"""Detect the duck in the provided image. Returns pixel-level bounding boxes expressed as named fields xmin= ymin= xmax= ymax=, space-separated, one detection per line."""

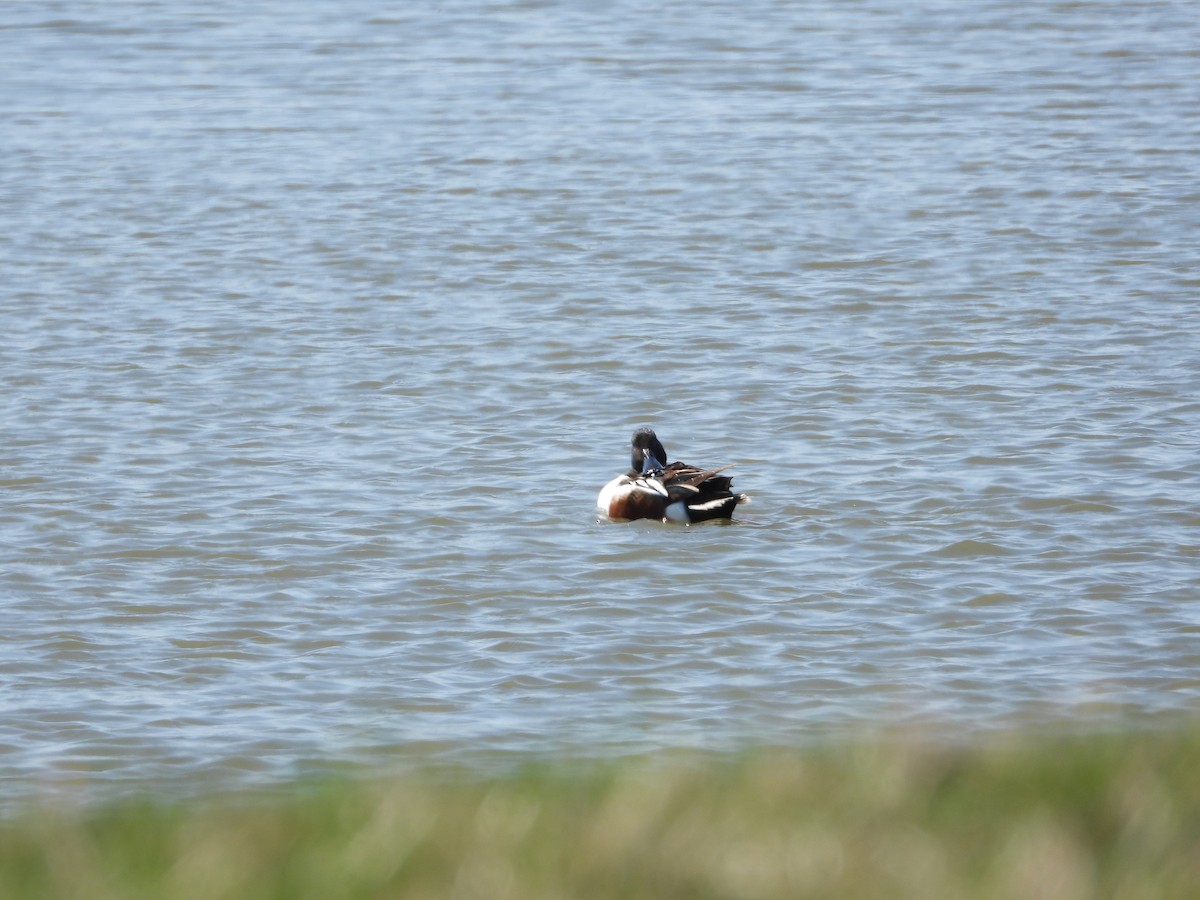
xmin=596 ymin=428 xmax=748 ymax=523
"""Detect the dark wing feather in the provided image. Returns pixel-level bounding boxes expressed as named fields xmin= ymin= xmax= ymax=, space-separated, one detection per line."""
xmin=659 ymin=461 xmax=738 ymax=512
xmin=616 ymin=457 xmax=746 ymax=522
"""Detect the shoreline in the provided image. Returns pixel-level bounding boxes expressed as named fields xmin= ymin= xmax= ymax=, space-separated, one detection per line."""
xmin=4 ymin=725 xmax=1197 ymax=898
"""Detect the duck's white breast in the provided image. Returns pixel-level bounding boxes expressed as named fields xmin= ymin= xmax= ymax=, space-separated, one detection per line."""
xmin=596 ymin=475 xmax=627 ymax=513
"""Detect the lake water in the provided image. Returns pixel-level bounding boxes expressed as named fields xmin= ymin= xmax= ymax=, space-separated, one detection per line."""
xmin=2 ymin=0 xmax=1199 ymax=807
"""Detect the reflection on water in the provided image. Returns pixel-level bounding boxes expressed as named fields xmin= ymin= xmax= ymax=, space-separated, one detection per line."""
xmin=2 ymin=0 xmax=1199 ymax=805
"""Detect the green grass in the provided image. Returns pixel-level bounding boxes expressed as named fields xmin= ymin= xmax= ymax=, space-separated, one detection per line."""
xmin=2 ymin=729 xmax=1199 ymax=899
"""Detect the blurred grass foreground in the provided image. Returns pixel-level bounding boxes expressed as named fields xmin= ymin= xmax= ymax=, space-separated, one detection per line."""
xmin=2 ymin=729 xmax=1198 ymax=899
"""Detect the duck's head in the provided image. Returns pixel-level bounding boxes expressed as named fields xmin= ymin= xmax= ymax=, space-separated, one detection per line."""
xmin=630 ymin=427 xmax=667 ymax=475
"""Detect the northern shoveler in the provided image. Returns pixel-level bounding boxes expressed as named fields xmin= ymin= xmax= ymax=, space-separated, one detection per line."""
xmin=596 ymin=428 xmax=748 ymax=523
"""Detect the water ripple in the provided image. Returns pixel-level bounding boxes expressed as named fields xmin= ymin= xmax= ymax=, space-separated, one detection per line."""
xmin=3 ymin=0 xmax=1200 ymax=807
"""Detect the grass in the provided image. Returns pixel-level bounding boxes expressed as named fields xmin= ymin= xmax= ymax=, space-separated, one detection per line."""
xmin=2 ymin=728 xmax=1198 ymax=899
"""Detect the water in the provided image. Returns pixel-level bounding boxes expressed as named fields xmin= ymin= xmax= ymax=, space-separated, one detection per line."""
xmin=2 ymin=0 xmax=1199 ymax=806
